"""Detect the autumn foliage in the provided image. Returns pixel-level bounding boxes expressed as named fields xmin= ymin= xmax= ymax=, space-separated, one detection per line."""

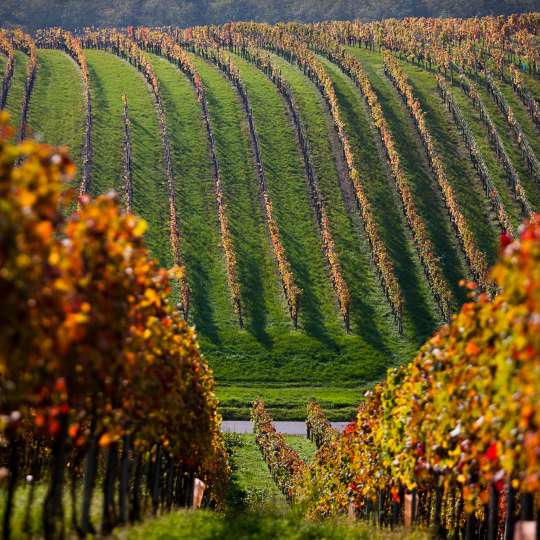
xmin=296 ymin=214 xmax=540 ymax=535
xmin=0 ymin=114 xmax=228 ymax=537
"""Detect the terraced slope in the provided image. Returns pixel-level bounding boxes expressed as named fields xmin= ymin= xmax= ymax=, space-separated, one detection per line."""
xmin=3 ymin=31 xmax=540 ymax=420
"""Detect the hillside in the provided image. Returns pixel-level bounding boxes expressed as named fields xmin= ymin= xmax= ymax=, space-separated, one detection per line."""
xmin=1 ymin=16 xmax=540 ymax=419
xmin=1 ymin=0 xmax=539 ymax=30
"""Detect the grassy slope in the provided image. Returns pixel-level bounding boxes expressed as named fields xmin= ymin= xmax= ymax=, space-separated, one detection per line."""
xmin=4 ymin=51 xmax=28 ymax=133
xmin=146 ymin=52 xmax=236 ymax=338
xmin=169 ymin=50 xmax=398 ymax=420
xmin=344 ymin=48 xmax=473 ymax=310
xmin=27 ymin=50 xmax=84 ymax=178
xmin=225 ymin=53 xmax=393 ymax=381
xmin=267 ymin=53 xmax=413 ymax=356
xmin=381 ymin=54 xmax=501 ymax=267
xmin=86 ymin=49 xmax=171 ymax=267
xmin=473 ymin=78 xmax=540 ymax=211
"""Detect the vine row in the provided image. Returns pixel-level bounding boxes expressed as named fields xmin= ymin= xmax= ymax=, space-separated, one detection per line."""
xmin=134 ymin=29 xmax=244 ymax=327
xmin=437 ymin=76 xmax=515 ymax=237
xmin=0 ymin=31 xmax=14 ymax=109
xmin=306 ymin=401 xmax=337 ymax=449
xmin=456 ymin=71 xmax=532 ymax=216
xmin=0 ymin=124 xmax=229 ymax=538
xmin=122 ymin=95 xmax=134 ymax=213
xmin=274 ymin=25 xmax=453 ymax=320
xmin=81 ymin=30 xmax=191 ymax=318
xmin=511 ymin=65 xmax=540 ymax=131
xmin=251 ymin=400 xmax=305 ymax=502
xmin=384 ymin=52 xmax=490 ymax=289
xmin=205 ymin=25 xmax=405 ymax=329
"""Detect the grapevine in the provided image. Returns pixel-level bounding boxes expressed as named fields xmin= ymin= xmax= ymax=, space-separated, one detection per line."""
xmin=295 ymin=213 xmax=540 ymax=538
xmin=438 ymin=75 xmax=516 ymax=237
xmin=0 ymin=30 xmax=14 ymax=109
xmin=121 ymin=94 xmax=133 ymax=213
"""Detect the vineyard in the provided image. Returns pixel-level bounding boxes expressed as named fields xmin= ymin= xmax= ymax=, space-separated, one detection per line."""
xmin=1 ymin=10 xmax=540 ymax=540
xmin=1 ymin=16 xmax=538 ymax=419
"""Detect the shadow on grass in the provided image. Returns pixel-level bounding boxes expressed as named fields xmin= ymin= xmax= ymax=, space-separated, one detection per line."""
xmin=189 ymin=259 xmax=222 ymax=345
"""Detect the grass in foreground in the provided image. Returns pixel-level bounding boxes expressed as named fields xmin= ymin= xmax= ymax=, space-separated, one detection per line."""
xmin=120 ymin=508 xmax=430 ymax=540
xmin=121 ymin=433 xmax=428 ymax=540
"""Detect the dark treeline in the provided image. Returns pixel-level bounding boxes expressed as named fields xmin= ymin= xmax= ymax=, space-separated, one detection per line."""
xmin=0 ymin=0 xmax=539 ymax=30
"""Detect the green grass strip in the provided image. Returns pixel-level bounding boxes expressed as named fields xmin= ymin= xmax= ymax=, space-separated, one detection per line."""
xmin=27 ymin=50 xmax=84 ymax=175
xmin=86 ymin=49 xmax=171 ymax=267
xmin=4 ymin=51 xmax=28 ymax=132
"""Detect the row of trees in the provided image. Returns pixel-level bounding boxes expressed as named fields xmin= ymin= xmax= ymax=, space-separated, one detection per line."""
xmin=294 ymin=213 xmax=540 ymax=539
xmin=0 ymin=114 xmax=229 ymax=539
xmin=383 ymin=52 xmax=491 ymax=290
